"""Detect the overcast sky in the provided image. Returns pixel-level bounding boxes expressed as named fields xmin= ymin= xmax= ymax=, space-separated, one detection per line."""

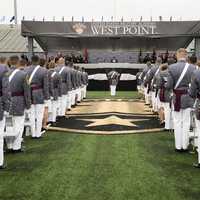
xmin=1 ymin=0 xmax=200 ymax=22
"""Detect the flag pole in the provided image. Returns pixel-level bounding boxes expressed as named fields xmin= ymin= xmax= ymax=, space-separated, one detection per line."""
xmin=14 ymin=0 xmax=18 ymax=24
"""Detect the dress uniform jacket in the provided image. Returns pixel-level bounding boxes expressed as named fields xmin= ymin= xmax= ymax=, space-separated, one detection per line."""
xmin=70 ymin=68 xmax=77 ymax=90
xmin=156 ymin=70 xmax=171 ymax=103
xmin=189 ymin=69 xmax=200 ymax=120
xmin=48 ymin=69 xmax=61 ymax=101
xmin=8 ymin=67 xmax=31 ymax=116
xmin=25 ymin=65 xmax=49 ymax=105
xmin=140 ymin=65 xmax=151 ymax=83
xmin=145 ymin=65 xmax=159 ymax=91
xmin=107 ymin=71 xmax=120 ymax=86
xmin=166 ymin=60 xmax=196 ymax=111
xmin=55 ymin=65 xmax=70 ymax=95
xmin=0 ymin=64 xmax=9 ymax=120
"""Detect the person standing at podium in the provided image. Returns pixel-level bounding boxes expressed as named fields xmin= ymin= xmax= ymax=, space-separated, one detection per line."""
xmin=107 ymin=70 xmax=120 ymax=96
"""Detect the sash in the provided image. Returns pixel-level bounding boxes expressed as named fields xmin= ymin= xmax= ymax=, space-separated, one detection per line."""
xmin=174 ymin=63 xmax=189 ymax=89
xmin=9 ymin=69 xmax=20 ymax=82
xmin=143 ymin=69 xmax=151 ymax=81
xmin=29 ymin=65 xmax=40 ymax=84
xmin=59 ymin=66 xmax=65 ymax=75
xmin=51 ymin=71 xmax=57 ymax=78
xmin=151 ymin=68 xmax=160 ymax=86
xmin=111 ymin=71 xmax=116 ymax=79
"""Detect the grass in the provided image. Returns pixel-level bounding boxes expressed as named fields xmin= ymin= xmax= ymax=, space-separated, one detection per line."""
xmin=86 ymin=91 xmax=142 ymax=99
xmin=0 ymin=131 xmax=200 ymax=200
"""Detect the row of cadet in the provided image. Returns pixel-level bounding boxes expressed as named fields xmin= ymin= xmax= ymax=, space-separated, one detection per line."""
xmin=137 ymin=49 xmax=200 ymax=168
xmin=0 ymin=55 xmax=88 ymax=169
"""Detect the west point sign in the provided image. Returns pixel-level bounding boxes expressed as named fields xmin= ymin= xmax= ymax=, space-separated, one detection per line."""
xmin=72 ymin=22 xmax=157 ymax=36
xmin=21 ymin=20 xmax=200 ymax=51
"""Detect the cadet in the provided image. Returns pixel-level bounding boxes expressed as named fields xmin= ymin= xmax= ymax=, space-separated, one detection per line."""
xmin=65 ymin=61 xmax=73 ymax=110
xmin=145 ymin=58 xmax=162 ymax=112
xmin=5 ymin=56 xmax=31 ymax=152
xmin=48 ymin=61 xmax=62 ymax=124
xmin=25 ymin=55 xmax=49 ymax=139
xmin=189 ymin=60 xmax=200 ymax=168
xmin=166 ymin=48 xmax=195 ymax=152
xmin=140 ymin=61 xmax=152 ymax=105
xmin=107 ymin=69 xmax=120 ymax=96
xmin=55 ymin=57 xmax=70 ymax=117
xmin=77 ymin=67 xmax=83 ymax=102
xmin=70 ymin=65 xmax=78 ymax=107
xmin=82 ymin=68 xmax=88 ymax=99
xmin=156 ymin=63 xmax=173 ymax=129
xmin=0 ymin=57 xmax=9 ymax=169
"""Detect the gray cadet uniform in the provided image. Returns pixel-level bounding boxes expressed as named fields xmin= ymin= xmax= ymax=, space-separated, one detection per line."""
xmin=81 ymin=71 xmax=88 ymax=99
xmin=5 ymin=66 xmax=31 ymax=151
xmin=145 ymin=64 xmax=160 ymax=112
xmin=189 ymin=69 xmax=200 ymax=164
xmin=70 ymin=68 xmax=78 ymax=106
xmin=48 ymin=69 xmax=62 ymax=123
xmin=166 ymin=60 xmax=195 ymax=150
xmin=107 ymin=70 xmax=120 ymax=96
xmin=0 ymin=64 xmax=9 ymax=166
xmin=140 ymin=64 xmax=152 ymax=104
xmin=156 ymin=69 xmax=173 ymax=130
xmin=55 ymin=64 xmax=71 ymax=116
xmin=25 ymin=65 xmax=49 ymax=138
xmin=77 ymin=70 xmax=83 ymax=102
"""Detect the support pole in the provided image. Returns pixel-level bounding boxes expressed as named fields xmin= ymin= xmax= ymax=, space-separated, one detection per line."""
xmin=28 ymin=37 xmax=34 ymax=59
xmin=14 ymin=0 xmax=18 ymax=25
xmin=195 ymin=37 xmax=200 ymax=58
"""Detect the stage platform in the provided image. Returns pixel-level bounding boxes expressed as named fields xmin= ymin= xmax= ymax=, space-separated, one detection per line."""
xmin=78 ymin=63 xmax=146 ymax=69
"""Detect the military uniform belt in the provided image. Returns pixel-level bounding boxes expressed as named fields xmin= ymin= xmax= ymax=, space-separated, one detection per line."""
xmin=173 ymin=89 xmax=188 ymax=112
xmin=31 ymin=85 xmax=42 ymax=91
xmin=11 ymin=92 xmax=24 ymax=97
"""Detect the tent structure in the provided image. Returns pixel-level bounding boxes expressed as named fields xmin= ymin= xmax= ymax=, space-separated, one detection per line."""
xmin=21 ymin=20 xmax=200 ymax=55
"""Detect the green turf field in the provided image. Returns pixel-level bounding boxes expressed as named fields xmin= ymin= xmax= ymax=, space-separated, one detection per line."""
xmin=1 ymin=131 xmax=200 ymax=200
xmin=87 ymin=91 xmax=142 ymax=99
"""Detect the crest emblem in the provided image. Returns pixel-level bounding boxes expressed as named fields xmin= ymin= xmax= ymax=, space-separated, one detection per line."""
xmin=72 ymin=23 xmax=86 ymax=34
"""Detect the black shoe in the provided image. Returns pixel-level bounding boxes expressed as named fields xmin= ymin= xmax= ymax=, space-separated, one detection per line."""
xmin=175 ymin=149 xmax=188 ymax=153
xmin=12 ymin=149 xmax=25 ymax=153
xmin=181 ymin=149 xmax=189 ymax=153
xmin=41 ymin=127 xmax=47 ymax=132
xmin=5 ymin=149 xmax=13 ymax=153
xmin=193 ymin=163 xmax=200 ymax=168
xmin=175 ymin=149 xmax=183 ymax=153
xmin=0 ymin=165 xmax=6 ymax=170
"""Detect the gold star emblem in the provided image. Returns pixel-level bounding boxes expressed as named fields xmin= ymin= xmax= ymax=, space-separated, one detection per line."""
xmin=80 ymin=115 xmax=149 ymax=127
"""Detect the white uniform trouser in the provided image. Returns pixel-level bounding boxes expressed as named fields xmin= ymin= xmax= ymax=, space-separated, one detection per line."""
xmin=81 ymin=87 xmax=84 ymax=100
xmin=60 ymin=95 xmax=67 ymax=116
xmin=29 ymin=104 xmax=45 ymax=138
xmin=0 ymin=118 xmax=5 ymax=166
xmin=71 ymin=90 xmax=76 ymax=106
xmin=77 ymin=88 xmax=82 ymax=102
xmin=195 ymin=118 xmax=200 ymax=163
xmin=48 ymin=100 xmax=58 ymax=122
xmin=83 ymin=85 xmax=87 ymax=98
xmin=110 ymin=85 xmax=116 ymax=96
xmin=163 ymin=102 xmax=173 ymax=130
xmin=151 ymin=92 xmax=156 ymax=111
xmin=67 ymin=91 xmax=72 ymax=110
xmin=6 ymin=115 xmax=25 ymax=150
xmin=144 ymin=87 xmax=150 ymax=104
xmin=57 ymin=97 xmax=62 ymax=116
xmin=173 ymin=108 xmax=191 ymax=150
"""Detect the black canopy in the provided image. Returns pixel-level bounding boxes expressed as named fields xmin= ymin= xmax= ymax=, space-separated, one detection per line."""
xmin=21 ymin=21 xmax=200 ymax=52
